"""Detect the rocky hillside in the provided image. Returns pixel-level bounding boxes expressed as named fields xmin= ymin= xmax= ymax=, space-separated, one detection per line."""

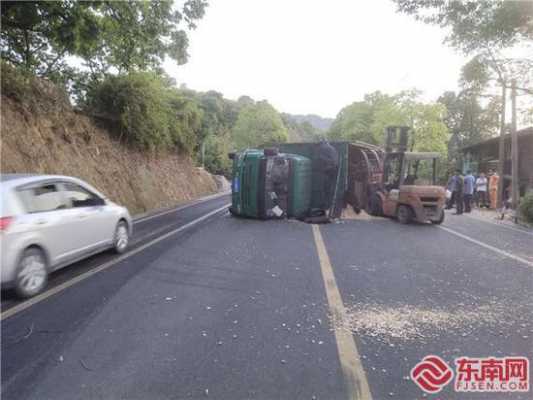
xmin=1 ymin=77 xmax=219 ymax=215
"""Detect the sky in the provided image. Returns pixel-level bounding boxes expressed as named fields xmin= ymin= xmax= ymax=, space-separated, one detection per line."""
xmin=164 ymin=0 xmax=470 ymax=118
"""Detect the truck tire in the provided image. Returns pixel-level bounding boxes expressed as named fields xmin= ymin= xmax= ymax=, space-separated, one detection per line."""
xmin=397 ymin=204 xmax=413 ymax=224
xmin=367 ymin=194 xmax=382 ymax=216
xmin=431 ymin=209 xmax=445 ymax=225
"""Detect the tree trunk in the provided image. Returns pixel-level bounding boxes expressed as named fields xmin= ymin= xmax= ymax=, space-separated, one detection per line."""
xmin=511 ymin=80 xmax=519 ymax=210
xmin=496 ymin=84 xmax=506 ymax=209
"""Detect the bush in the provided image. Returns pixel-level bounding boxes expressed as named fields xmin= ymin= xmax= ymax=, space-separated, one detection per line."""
xmin=1 ymin=62 xmax=70 ymax=112
xmin=203 ymin=134 xmax=233 ymax=177
xmin=86 ymin=72 xmax=202 ymax=152
xmin=166 ymin=89 xmax=203 ymax=154
xmin=519 ymin=192 xmax=533 ymax=223
xmin=1 ymin=62 xmax=31 ymax=101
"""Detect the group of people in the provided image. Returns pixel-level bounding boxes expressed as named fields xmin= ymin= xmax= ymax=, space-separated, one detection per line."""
xmin=446 ymin=169 xmax=500 ymax=215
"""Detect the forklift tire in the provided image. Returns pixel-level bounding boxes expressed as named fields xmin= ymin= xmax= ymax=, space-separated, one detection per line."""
xmin=367 ymin=194 xmax=383 ymax=217
xmin=431 ymin=209 xmax=445 ymax=225
xmin=397 ymin=205 xmax=413 ymax=224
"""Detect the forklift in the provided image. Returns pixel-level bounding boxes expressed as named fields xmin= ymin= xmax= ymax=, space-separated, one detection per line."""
xmin=367 ymin=126 xmax=446 ymax=224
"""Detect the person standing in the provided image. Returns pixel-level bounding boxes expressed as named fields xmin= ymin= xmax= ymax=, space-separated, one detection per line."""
xmin=446 ymin=173 xmax=457 ymax=209
xmin=463 ymin=171 xmax=475 ymax=213
xmin=317 ymin=140 xmax=339 ymax=212
xmin=489 ymin=169 xmax=500 ymax=209
xmin=453 ymin=170 xmax=464 ymax=215
xmin=475 ymin=172 xmax=488 ymax=208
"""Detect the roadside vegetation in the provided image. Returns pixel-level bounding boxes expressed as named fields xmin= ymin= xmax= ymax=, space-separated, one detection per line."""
xmin=519 ymin=192 xmax=533 ymax=224
xmin=1 ymin=0 xmax=531 ymax=183
xmin=0 ymin=1 xmax=320 ymax=177
xmin=393 ymin=0 xmax=532 ymax=168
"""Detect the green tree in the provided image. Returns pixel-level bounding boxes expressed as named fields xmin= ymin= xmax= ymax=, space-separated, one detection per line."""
xmin=328 ymin=90 xmax=449 ymax=155
xmin=86 ymin=71 xmax=202 ymax=152
xmin=281 ymin=114 xmax=321 ymax=142
xmin=393 ymin=0 xmax=532 ymax=134
xmin=232 ymin=101 xmax=288 ymax=150
xmin=393 ymin=0 xmax=532 ymax=53
xmin=1 ymin=1 xmax=208 ymax=78
xmin=328 ymin=101 xmax=375 ymax=143
xmin=166 ymin=88 xmax=203 ymax=154
xmin=204 ymin=133 xmax=233 ymax=176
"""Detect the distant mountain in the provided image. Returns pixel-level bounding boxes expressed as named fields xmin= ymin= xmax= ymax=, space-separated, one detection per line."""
xmin=284 ymin=114 xmax=334 ymax=132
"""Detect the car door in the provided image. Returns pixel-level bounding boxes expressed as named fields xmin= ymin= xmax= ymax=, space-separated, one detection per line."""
xmin=59 ymin=181 xmax=116 ymax=252
xmin=16 ymin=181 xmax=80 ymax=267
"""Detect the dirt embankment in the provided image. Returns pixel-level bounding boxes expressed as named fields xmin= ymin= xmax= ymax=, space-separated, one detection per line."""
xmin=1 ymin=81 xmax=219 ymax=215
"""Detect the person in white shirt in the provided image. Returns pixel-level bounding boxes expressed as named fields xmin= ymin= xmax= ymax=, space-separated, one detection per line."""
xmin=475 ymin=172 xmax=488 ymax=208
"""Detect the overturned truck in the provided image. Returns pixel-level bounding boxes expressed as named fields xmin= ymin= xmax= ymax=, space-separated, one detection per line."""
xmin=228 ymin=149 xmax=312 ymax=219
xmin=229 ymin=141 xmax=380 ymax=221
xmin=229 ymin=127 xmax=445 ymax=224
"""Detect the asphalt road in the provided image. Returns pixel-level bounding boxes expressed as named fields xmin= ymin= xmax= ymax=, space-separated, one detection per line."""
xmin=2 ymin=203 xmax=532 ymax=400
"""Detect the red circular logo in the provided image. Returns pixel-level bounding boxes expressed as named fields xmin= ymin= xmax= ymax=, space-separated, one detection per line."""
xmin=411 ymin=355 xmax=454 ymax=393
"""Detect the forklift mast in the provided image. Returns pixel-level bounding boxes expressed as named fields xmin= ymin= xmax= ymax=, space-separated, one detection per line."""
xmin=385 ymin=126 xmax=410 ymax=154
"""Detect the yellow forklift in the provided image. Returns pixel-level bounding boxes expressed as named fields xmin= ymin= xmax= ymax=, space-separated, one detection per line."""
xmin=367 ymin=126 xmax=446 ymax=224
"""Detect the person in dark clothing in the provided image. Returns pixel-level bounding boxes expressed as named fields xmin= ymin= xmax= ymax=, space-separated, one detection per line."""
xmin=453 ymin=170 xmax=464 ymax=215
xmin=317 ymin=140 xmax=339 ymax=210
xmin=463 ymin=170 xmax=475 ymax=213
xmin=446 ymin=173 xmax=458 ymax=210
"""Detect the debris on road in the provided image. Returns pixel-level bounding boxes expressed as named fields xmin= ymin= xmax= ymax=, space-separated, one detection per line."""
xmin=79 ymin=358 xmax=94 ymax=372
xmin=336 ymin=302 xmax=509 ymax=342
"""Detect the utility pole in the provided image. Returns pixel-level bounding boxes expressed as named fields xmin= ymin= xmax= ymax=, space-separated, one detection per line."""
xmin=510 ymin=79 xmax=519 ymax=210
xmin=497 ymin=84 xmax=506 ymax=209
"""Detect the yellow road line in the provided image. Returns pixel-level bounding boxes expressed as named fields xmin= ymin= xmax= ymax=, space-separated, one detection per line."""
xmin=311 ymin=225 xmax=372 ymax=400
xmin=1 ymin=205 xmax=230 ymax=321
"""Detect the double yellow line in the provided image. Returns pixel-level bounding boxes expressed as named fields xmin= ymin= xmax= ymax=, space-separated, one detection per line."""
xmin=312 ymin=225 xmax=372 ymax=400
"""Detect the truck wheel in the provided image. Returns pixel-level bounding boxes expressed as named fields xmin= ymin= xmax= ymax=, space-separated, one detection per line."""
xmin=15 ymin=247 xmax=48 ymax=298
xmin=367 ymin=195 xmax=382 ymax=216
xmin=397 ymin=205 xmax=413 ymax=224
xmin=431 ymin=209 xmax=445 ymax=225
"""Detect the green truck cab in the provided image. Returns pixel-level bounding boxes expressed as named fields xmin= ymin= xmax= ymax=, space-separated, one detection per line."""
xmin=229 ymin=149 xmax=312 ymax=219
xmin=278 ymin=142 xmax=350 ymax=218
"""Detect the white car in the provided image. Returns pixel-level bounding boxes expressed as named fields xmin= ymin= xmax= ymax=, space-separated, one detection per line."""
xmin=1 ymin=174 xmax=132 ymax=298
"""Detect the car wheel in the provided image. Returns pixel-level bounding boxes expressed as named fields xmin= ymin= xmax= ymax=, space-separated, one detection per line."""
xmin=397 ymin=205 xmax=413 ymax=224
xmin=15 ymin=247 xmax=48 ymax=298
xmin=431 ymin=209 xmax=445 ymax=225
xmin=113 ymin=221 xmax=129 ymax=254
